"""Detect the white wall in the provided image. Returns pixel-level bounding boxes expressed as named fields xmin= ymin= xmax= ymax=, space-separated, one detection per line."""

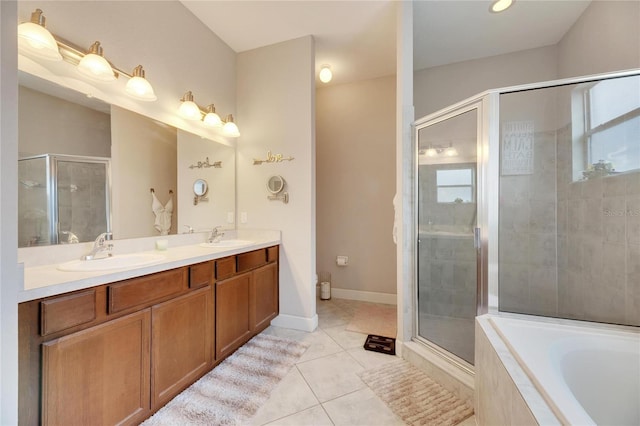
xmin=177 ymin=130 xmax=236 ymax=232
xmin=558 ymin=0 xmax=640 ymax=77
xmin=0 ymin=2 xmax=19 ymax=423
xmin=111 ymin=106 xmax=177 ymax=239
xmin=414 ymin=45 xmax=558 ymax=119
xmin=237 ymin=36 xmax=317 ymax=331
xmin=316 ymin=76 xmax=397 ymax=298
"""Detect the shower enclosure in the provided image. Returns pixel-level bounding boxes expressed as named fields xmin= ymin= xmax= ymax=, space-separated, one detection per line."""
xmin=414 ymin=69 xmax=640 ymax=369
xmin=18 ymin=154 xmax=111 ymax=247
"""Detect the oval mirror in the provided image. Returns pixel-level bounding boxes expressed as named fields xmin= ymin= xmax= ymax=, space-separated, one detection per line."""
xmin=193 ymin=179 xmax=208 ymax=196
xmin=267 ymin=175 xmax=285 ymax=194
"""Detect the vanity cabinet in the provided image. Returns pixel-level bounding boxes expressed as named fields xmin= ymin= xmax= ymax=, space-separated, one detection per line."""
xmin=18 ymin=246 xmax=278 ymax=426
xmin=42 ymin=310 xmax=151 ymax=426
xmin=215 ymin=247 xmax=279 ymax=359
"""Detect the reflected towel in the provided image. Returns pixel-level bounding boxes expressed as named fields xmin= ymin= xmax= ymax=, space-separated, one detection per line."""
xmin=152 ymin=192 xmax=173 ymax=235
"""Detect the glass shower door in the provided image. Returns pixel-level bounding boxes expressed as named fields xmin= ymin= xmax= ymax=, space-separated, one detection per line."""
xmin=416 ymin=107 xmax=480 ymax=365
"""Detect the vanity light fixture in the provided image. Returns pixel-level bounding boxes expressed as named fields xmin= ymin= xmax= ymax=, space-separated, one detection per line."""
xmin=76 ymin=41 xmax=116 ymax=82
xmin=203 ymin=104 xmax=222 ymax=127
xmin=178 ymin=91 xmax=202 ymax=121
xmin=490 ymin=0 xmax=514 ymax=13
xmin=319 ymin=65 xmax=333 ymax=83
xmin=222 ymin=115 xmax=241 ymax=138
xmin=125 ymin=65 xmax=157 ymax=101
xmin=17 ymin=9 xmax=62 ymax=61
xmin=421 ymin=142 xmax=458 ymax=157
xmin=18 ymin=9 xmax=157 ymax=102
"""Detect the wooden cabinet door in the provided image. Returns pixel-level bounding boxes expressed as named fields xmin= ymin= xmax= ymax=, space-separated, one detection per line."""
xmin=151 ymin=286 xmax=213 ymax=409
xmin=250 ymin=262 xmax=279 ymax=333
xmin=42 ymin=310 xmax=151 ymax=426
xmin=215 ymin=273 xmax=251 ymax=359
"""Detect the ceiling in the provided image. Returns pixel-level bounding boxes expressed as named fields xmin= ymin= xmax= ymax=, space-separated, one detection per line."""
xmin=180 ymin=0 xmax=591 ymax=86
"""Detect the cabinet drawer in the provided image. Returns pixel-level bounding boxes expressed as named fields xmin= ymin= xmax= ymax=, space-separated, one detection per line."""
xmin=215 ymin=257 xmax=236 ymax=281
xmin=267 ymin=246 xmax=279 ymax=263
xmin=237 ymin=249 xmax=267 ymax=273
xmin=40 ymin=290 xmax=96 ymax=336
xmin=108 ymin=268 xmax=187 ymax=314
xmin=190 ymin=261 xmax=213 ymax=289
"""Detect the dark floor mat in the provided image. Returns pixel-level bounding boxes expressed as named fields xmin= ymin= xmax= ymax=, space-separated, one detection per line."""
xmin=364 ymin=334 xmax=396 ymax=355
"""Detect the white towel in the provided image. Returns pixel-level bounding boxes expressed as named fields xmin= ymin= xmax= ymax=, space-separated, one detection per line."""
xmin=152 ymin=192 xmax=173 ymax=235
xmin=392 ymin=193 xmax=399 ymax=245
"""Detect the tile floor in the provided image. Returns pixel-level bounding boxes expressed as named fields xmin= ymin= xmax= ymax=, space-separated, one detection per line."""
xmin=247 ymin=298 xmax=477 ymax=426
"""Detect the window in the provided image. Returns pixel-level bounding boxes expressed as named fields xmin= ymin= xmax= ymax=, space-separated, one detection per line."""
xmin=584 ymin=76 xmax=640 ymax=173
xmin=436 ymin=168 xmax=474 ymax=203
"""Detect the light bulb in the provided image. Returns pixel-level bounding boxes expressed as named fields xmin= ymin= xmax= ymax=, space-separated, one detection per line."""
xmin=125 ymin=65 xmax=157 ymax=101
xmin=223 ymin=115 xmax=240 ymax=137
xmin=17 ymin=10 xmax=62 ymax=61
xmin=77 ymin=41 xmax=115 ymax=82
xmin=319 ymin=65 xmax=332 ymax=83
xmin=425 ymin=148 xmax=437 ymax=157
xmin=446 ymin=147 xmax=458 ymax=157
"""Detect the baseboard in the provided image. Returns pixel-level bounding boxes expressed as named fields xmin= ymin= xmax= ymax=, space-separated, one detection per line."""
xmin=329 ymin=287 xmax=397 ymax=305
xmin=270 ymin=313 xmax=318 ymax=332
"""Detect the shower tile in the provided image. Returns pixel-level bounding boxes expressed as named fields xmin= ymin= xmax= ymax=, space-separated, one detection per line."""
xmin=603 ymin=197 xmax=627 ymax=244
xmin=499 ymin=265 xmax=530 ymax=313
xmin=603 ymin=174 xmax=627 ymax=197
xmin=582 ymin=177 xmax=603 ymax=200
xmin=567 ymin=199 xmax=585 ymax=232
xmin=531 ymin=172 xmax=556 ymax=201
xmin=602 ymin=243 xmax=626 ymax=278
xmin=583 ymin=198 xmax=603 ymax=238
xmin=627 ymin=243 xmax=640 ymax=275
xmin=626 ymin=197 xmax=640 ymax=245
xmin=625 ymin=172 xmax=640 ymax=196
xmin=500 ymin=231 xmax=530 ymax=264
xmin=500 ymin=203 xmax=530 ymax=233
xmin=500 ymin=176 xmax=530 ymax=204
xmin=586 ymin=273 xmax=626 ymax=324
xmin=529 ymin=199 xmax=556 ymax=233
xmin=567 ymin=235 xmax=583 ymax=271
xmin=528 ymin=268 xmax=558 ymax=316
xmin=581 ymin=237 xmax=603 ymax=278
xmin=528 ymin=234 xmax=556 ymax=267
xmin=568 ymin=181 xmax=585 ymax=200
xmin=625 ymin=269 xmax=640 ymax=326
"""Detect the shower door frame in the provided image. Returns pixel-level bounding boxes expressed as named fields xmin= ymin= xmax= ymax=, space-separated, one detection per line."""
xmin=413 ymin=94 xmax=492 ymax=372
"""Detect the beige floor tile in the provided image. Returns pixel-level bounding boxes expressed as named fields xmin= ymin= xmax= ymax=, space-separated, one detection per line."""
xmin=264 ymin=326 xmax=344 ymax=363
xmin=347 ymin=346 xmax=399 ymax=369
xmin=322 ymin=387 xmax=405 ymax=426
xmin=247 ymin=368 xmax=319 ymax=425
xmin=323 ymin=325 xmax=368 ymax=350
xmin=456 ymin=414 xmax=477 ymax=426
xmin=297 ymin=351 xmax=366 ymax=402
xmin=318 ymin=310 xmax=353 ymax=329
xmin=265 ymin=405 xmax=334 ymax=426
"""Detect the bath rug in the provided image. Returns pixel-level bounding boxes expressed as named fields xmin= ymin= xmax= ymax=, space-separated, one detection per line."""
xmin=141 ymin=333 xmax=309 ymax=426
xmin=360 ymin=360 xmax=474 ymax=426
xmin=346 ymin=303 xmax=397 ymax=338
xmin=364 ymin=334 xmax=396 ymax=355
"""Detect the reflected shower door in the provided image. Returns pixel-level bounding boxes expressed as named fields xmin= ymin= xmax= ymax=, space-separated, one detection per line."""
xmin=416 ymin=108 xmax=479 ymax=365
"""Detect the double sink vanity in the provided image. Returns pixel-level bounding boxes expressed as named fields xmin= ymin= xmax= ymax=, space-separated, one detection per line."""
xmin=18 ymin=230 xmax=281 ymax=425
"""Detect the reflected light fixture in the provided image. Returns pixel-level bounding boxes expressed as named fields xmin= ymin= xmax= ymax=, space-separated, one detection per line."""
xmin=203 ymin=104 xmax=222 ymax=127
xmin=223 ymin=115 xmax=240 ymax=138
xmin=319 ymin=65 xmax=332 ymax=83
xmin=421 ymin=142 xmax=458 ymax=157
xmin=76 ymin=41 xmax=116 ymax=82
xmin=178 ymin=91 xmax=202 ymax=121
xmin=17 ymin=9 xmax=62 ymax=61
xmin=490 ymin=0 xmax=514 ymax=13
xmin=125 ymin=65 xmax=157 ymax=101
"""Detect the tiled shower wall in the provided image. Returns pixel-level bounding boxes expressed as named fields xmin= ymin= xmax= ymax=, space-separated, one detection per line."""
xmin=557 ymin=124 xmax=640 ymax=326
xmin=498 ymin=130 xmax=559 ymax=317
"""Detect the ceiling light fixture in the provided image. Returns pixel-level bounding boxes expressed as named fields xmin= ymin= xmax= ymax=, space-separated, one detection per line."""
xmin=18 ymin=9 xmax=157 ymax=102
xmin=17 ymin=9 xmax=62 ymax=61
xmin=490 ymin=0 xmax=514 ymax=13
xmin=421 ymin=142 xmax=458 ymax=157
xmin=222 ymin=115 xmax=240 ymax=138
xmin=319 ymin=65 xmax=332 ymax=83
xmin=125 ymin=65 xmax=157 ymax=101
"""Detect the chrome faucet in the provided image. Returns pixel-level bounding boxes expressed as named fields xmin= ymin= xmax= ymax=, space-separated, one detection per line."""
xmin=183 ymin=225 xmax=194 ymax=234
xmin=208 ymin=226 xmax=224 ymax=243
xmin=81 ymin=232 xmax=113 ymax=260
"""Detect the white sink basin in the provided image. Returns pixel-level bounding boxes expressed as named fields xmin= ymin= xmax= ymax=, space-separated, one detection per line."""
xmin=57 ymin=253 xmax=166 ymax=272
xmin=199 ymin=239 xmax=254 ymax=249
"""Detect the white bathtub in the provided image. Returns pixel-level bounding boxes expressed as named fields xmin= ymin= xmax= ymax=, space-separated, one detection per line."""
xmin=489 ymin=316 xmax=640 ymax=426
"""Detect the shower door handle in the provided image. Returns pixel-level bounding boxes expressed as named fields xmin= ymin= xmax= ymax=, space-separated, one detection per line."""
xmin=473 ymin=227 xmax=481 ymax=250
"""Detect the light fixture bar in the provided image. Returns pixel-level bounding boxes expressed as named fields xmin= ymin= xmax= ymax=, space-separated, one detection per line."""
xmin=54 ymin=36 xmax=130 ymax=79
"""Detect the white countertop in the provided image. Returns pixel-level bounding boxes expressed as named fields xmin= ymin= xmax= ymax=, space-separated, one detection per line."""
xmin=18 ymin=229 xmax=280 ymax=303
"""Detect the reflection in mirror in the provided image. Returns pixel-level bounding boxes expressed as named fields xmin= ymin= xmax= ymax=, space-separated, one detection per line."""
xmin=18 ymin=70 xmax=237 ymax=246
xmin=193 ymin=179 xmax=208 ymax=196
xmin=267 ymin=175 xmax=285 ymax=194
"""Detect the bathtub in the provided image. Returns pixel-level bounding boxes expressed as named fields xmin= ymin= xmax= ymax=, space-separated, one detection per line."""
xmin=487 ymin=316 xmax=640 ymax=426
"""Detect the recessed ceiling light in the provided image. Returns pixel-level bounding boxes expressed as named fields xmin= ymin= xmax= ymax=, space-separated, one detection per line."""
xmin=490 ymin=0 xmax=514 ymax=13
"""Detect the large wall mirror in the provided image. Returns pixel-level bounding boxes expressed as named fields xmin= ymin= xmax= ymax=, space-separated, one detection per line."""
xmin=18 ymin=71 xmax=236 ymax=247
